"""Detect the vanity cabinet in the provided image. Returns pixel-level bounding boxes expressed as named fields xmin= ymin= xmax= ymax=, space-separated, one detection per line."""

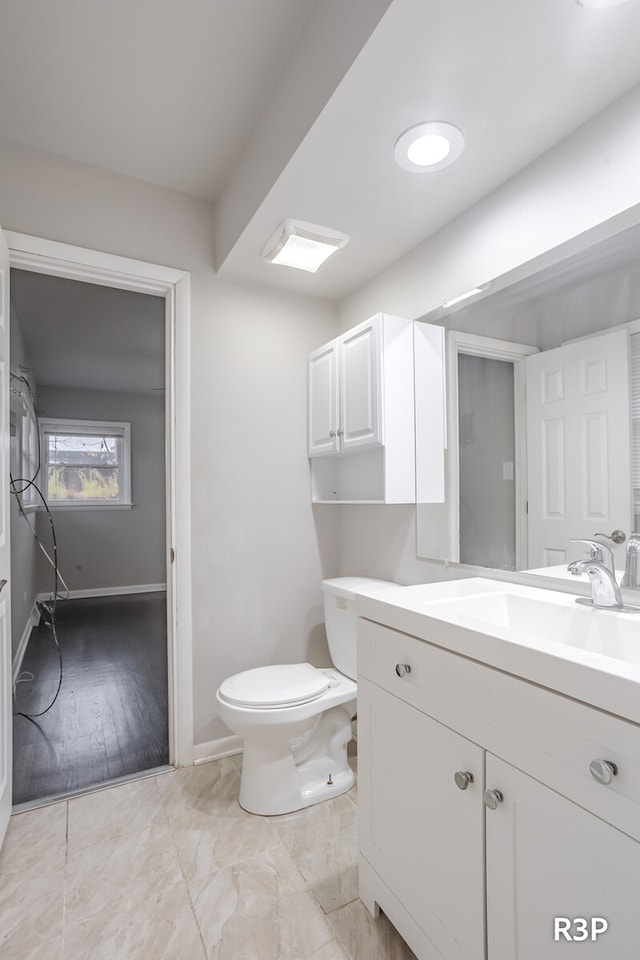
xmin=358 ymin=619 xmax=640 ymax=960
xmin=308 ymin=315 xmax=444 ymax=503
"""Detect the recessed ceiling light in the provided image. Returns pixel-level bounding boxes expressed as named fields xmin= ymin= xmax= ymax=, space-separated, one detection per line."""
xmin=394 ymin=121 xmax=465 ymax=173
xmin=262 ymin=219 xmax=349 ymax=273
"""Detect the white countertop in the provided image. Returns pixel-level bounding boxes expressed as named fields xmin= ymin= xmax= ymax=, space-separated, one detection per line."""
xmin=356 ymin=577 xmax=640 ymax=725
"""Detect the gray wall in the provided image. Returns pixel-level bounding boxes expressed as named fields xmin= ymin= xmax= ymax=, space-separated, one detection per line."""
xmin=9 ymin=304 xmax=39 ymax=658
xmin=458 ymin=355 xmax=515 ymax=570
xmin=35 ymin=386 xmax=166 ymax=594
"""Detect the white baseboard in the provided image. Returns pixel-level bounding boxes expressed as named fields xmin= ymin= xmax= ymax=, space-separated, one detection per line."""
xmin=193 ymin=735 xmax=243 ymax=765
xmin=12 ymin=602 xmax=40 ymax=685
xmin=36 ymin=583 xmax=166 ymax=601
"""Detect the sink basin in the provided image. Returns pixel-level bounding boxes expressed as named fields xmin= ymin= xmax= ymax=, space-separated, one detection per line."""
xmin=420 ymin=591 xmax=640 ymax=666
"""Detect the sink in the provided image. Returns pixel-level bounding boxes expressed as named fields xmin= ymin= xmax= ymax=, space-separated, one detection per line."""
xmin=420 ymin=590 xmax=640 ymax=666
xmin=356 ymin=576 xmax=640 ymax=724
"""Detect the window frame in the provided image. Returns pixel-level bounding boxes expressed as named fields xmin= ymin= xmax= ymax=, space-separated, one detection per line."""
xmin=39 ymin=417 xmax=133 ymax=509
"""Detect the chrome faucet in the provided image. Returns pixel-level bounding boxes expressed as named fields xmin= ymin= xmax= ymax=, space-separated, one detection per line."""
xmin=567 ymin=559 xmax=624 ymax=609
xmin=621 ymin=533 xmax=640 ymax=589
xmin=569 ymin=538 xmax=616 ymax=575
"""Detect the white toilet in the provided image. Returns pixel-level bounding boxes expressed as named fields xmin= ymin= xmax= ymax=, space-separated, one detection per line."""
xmin=216 ymin=576 xmax=398 ymax=816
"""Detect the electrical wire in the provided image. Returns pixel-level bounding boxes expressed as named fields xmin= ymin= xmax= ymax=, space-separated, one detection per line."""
xmin=10 ymin=370 xmax=66 ymax=719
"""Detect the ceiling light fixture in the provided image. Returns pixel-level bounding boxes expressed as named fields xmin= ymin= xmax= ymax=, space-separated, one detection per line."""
xmin=575 ymin=0 xmax=631 ymax=7
xmin=394 ymin=121 xmax=465 ymax=173
xmin=442 ymin=284 xmax=490 ymax=309
xmin=262 ymin=219 xmax=349 ymax=273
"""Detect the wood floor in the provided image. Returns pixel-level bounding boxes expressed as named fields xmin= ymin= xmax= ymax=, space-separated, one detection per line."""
xmin=12 ymin=592 xmax=169 ymax=805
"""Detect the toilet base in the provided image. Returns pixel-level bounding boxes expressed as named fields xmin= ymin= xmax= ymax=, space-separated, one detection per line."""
xmin=238 ymin=702 xmax=355 ymax=816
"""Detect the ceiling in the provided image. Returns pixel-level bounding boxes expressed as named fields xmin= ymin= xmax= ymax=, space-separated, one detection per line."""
xmin=2 ymin=0 xmax=640 ymax=302
xmin=10 ymin=270 xmax=165 ymax=394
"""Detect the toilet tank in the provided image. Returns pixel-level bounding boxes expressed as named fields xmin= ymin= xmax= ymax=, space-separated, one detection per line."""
xmin=322 ymin=577 xmax=399 ymax=681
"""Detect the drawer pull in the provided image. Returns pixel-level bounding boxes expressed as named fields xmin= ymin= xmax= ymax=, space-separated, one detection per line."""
xmin=454 ymin=770 xmax=474 ymax=790
xmin=483 ymin=788 xmax=504 ymax=810
xmin=395 ymin=663 xmax=411 ymax=678
xmin=589 ymin=759 xmax=618 ymax=785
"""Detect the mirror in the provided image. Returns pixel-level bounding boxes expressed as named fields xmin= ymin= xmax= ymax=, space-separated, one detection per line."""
xmin=416 ymin=217 xmax=640 ymax=583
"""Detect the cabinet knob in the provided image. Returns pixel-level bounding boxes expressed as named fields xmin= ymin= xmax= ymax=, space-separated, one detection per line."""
xmin=337 ymin=428 xmax=344 ymax=437
xmin=454 ymin=770 xmax=474 ymax=790
xmin=483 ymin=788 xmax=504 ymax=810
xmin=329 ymin=430 xmax=336 ymax=438
xmin=589 ymin=759 xmax=618 ymax=785
xmin=395 ymin=663 xmax=411 ymax=678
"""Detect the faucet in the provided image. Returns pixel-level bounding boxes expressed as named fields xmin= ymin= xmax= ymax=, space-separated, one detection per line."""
xmin=621 ymin=534 xmax=640 ymax=589
xmin=567 ymin=559 xmax=623 ymax=609
xmin=569 ymin=538 xmax=616 ymax=575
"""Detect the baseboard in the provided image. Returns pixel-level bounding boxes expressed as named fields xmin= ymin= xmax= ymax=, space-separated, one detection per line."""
xmin=193 ymin=735 xmax=243 ymax=765
xmin=12 ymin=601 xmax=40 ymax=685
xmin=36 ymin=583 xmax=166 ymax=601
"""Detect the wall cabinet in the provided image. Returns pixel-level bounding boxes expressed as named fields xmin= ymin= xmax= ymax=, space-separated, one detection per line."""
xmin=358 ymin=619 xmax=640 ymax=959
xmin=308 ymin=314 xmax=444 ymax=503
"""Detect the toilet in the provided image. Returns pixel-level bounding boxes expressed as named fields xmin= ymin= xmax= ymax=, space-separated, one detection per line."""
xmin=216 ymin=576 xmax=398 ymax=816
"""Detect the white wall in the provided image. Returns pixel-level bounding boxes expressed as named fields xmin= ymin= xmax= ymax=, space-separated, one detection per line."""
xmin=335 ymin=83 xmax=640 ymax=586
xmin=0 ymin=137 xmax=339 ymax=749
xmin=35 ymin=386 xmax=166 ymax=594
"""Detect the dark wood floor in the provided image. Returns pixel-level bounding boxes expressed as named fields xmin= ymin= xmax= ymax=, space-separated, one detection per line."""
xmin=12 ymin=592 xmax=169 ymax=805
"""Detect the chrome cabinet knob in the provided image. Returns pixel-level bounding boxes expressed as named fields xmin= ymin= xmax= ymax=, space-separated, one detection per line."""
xmin=454 ymin=770 xmax=474 ymax=790
xmin=589 ymin=759 xmax=618 ymax=785
xmin=337 ymin=428 xmax=344 ymax=437
xmin=395 ymin=663 xmax=411 ymax=678
xmin=483 ymin=788 xmax=504 ymax=810
xmin=329 ymin=430 xmax=336 ymax=438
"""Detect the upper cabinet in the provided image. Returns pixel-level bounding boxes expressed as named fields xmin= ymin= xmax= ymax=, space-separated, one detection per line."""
xmin=308 ymin=314 xmax=444 ymax=504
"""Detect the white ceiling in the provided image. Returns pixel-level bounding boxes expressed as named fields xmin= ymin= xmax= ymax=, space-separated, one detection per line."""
xmin=2 ymin=0 xmax=640 ymax=302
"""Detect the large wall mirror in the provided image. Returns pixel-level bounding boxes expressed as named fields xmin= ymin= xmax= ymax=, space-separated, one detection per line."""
xmin=416 ymin=217 xmax=640 ymax=584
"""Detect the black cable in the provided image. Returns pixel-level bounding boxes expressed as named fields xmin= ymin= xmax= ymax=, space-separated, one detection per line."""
xmin=11 ymin=479 xmax=64 ymax=718
xmin=10 ymin=374 xmax=65 ymax=718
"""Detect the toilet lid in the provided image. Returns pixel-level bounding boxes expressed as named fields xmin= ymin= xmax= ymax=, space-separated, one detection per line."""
xmin=218 ymin=663 xmax=330 ymax=709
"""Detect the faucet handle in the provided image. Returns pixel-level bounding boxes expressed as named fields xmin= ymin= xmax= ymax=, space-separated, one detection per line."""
xmin=570 ymin=538 xmax=616 ymax=574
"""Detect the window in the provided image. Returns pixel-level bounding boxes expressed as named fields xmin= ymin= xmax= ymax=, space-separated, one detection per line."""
xmin=39 ymin=418 xmax=132 ymax=508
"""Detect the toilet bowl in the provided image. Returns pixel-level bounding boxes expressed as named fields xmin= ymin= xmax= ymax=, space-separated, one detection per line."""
xmin=215 ymin=576 xmax=398 ymax=815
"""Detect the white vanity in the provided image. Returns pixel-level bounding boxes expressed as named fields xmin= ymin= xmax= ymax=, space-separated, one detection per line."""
xmin=356 ymin=578 xmax=640 ymax=959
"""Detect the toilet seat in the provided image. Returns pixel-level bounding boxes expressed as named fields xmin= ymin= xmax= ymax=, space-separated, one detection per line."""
xmin=218 ymin=663 xmax=330 ymax=709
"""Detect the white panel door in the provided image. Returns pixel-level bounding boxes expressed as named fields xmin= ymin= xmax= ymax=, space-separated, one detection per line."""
xmin=358 ymin=678 xmax=485 ymax=960
xmin=526 ymin=329 xmax=632 ymax=569
xmin=486 ymin=754 xmax=640 ymax=958
xmin=308 ymin=339 xmax=339 ymax=456
xmin=0 ymin=226 xmax=11 ymax=847
xmin=339 ymin=317 xmax=382 ymax=451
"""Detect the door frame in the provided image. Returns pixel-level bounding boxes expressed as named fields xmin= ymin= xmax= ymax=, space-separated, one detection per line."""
xmin=446 ymin=330 xmax=538 ymax=570
xmin=6 ymin=231 xmax=193 ymax=768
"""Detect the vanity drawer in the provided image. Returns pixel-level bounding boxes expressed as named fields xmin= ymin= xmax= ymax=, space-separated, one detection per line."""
xmin=358 ymin=618 xmax=640 ymax=840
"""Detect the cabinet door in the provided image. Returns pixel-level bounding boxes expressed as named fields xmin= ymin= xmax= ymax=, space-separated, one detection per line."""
xmin=308 ymin=339 xmax=339 ymax=456
xmin=359 ymin=678 xmax=485 ymax=960
xmin=339 ymin=317 xmax=382 ymax=450
xmin=486 ymin=754 xmax=640 ymax=959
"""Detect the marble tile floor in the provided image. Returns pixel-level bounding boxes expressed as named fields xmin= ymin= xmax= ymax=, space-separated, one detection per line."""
xmin=0 ymin=745 xmax=417 ymax=960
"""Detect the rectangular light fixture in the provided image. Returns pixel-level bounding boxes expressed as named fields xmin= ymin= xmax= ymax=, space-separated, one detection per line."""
xmin=262 ymin=219 xmax=349 ymax=273
xmin=442 ymin=284 xmax=489 ymax=309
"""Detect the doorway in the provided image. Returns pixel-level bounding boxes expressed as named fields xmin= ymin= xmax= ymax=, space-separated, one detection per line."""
xmin=4 ymin=232 xmax=193 ymax=809
xmin=10 ymin=270 xmax=170 ymax=803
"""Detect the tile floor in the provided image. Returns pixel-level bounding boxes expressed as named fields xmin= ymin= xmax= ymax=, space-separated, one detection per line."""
xmin=0 ymin=746 xmax=417 ymax=960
